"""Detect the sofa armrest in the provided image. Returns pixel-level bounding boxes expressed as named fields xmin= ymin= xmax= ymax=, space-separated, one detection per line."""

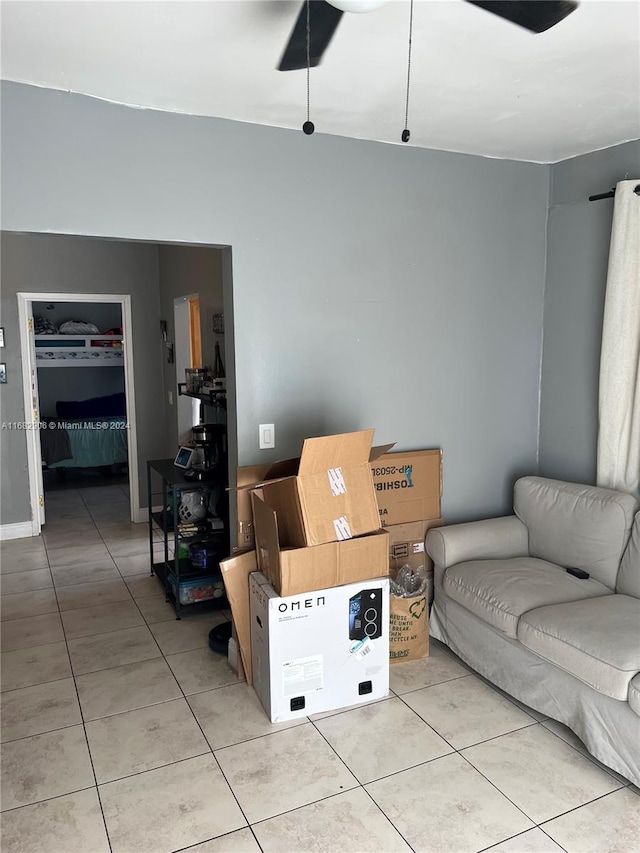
xmin=426 ymin=515 xmax=529 ymax=570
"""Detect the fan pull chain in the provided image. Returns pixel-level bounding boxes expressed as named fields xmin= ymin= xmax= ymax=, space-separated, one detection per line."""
xmin=402 ymin=0 xmax=414 ymax=143
xmin=303 ymin=0 xmax=315 ymax=135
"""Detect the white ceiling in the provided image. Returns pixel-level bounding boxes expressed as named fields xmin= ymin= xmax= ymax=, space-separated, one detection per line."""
xmin=1 ymin=0 xmax=639 ymax=163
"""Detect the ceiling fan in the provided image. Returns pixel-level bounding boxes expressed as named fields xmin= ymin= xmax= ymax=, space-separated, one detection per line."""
xmin=277 ymin=0 xmax=579 ymax=71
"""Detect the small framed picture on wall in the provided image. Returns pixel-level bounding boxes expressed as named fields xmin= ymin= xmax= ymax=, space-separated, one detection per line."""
xmin=0 ymin=363 xmax=6 ymax=384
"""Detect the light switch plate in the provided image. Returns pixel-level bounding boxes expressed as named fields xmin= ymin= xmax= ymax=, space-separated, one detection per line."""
xmin=259 ymin=423 xmax=275 ymax=449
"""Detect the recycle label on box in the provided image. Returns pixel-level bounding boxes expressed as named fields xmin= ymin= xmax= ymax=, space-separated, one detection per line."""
xmin=389 ymin=593 xmax=429 ymax=663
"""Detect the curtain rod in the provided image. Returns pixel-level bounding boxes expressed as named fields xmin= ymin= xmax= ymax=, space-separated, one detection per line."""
xmin=589 ymin=184 xmax=640 ymax=202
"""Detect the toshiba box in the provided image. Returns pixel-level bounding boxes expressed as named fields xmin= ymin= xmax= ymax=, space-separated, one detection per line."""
xmin=371 ymin=449 xmax=442 ymax=526
xmin=250 ymin=573 xmax=390 ymax=722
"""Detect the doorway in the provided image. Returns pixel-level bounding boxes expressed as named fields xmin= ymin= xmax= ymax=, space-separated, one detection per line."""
xmin=174 ymin=294 xmax=202 ymax=445
xmin=3 ymin=232 xmax=235 ymax=546
xmin=17 ymin=292 xmax=139 ymax=533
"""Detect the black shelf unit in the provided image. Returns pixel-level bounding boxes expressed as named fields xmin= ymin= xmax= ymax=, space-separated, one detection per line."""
xmin=152 ymin=559 xmax=228 ymax=619
xmin=177 ymin=383 xmax=227 ymax=408
xmin=146 ymin=458 xmax=229 ymax=619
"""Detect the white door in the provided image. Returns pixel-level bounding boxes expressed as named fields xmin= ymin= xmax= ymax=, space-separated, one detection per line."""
xmin=18 ymin=291 xmax=141 ymax=529
xmin=174 ymin=296 xmax=201 ymax=445
xmin=27 ymin=311 xmax=46 ymax=526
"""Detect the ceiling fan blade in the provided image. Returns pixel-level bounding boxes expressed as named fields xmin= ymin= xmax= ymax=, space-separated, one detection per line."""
xmin=278 ymin=0 xmax=344 ymax=71
xmin=465 ymin=1 xmax=578 ymax=33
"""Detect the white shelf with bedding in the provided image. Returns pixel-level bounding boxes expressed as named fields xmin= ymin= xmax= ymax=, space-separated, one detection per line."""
xmin=35 ymin=335 xmax=124 ymax=367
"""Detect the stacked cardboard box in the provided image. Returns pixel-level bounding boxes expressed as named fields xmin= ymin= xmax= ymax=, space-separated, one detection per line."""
xmin=371 ymin=448 xmax=444 ymax=662
xmin=221 ymin=429 xmax=392 ymax=722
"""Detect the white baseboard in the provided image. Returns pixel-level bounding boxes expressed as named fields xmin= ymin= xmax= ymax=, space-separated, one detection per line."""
xmin=132 ymin=505 xmax=163 ymax=524
xmin=0 ymin=521 xmax=39 ymax=541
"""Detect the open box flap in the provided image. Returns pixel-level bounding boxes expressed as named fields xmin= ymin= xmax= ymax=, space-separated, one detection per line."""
xmin=236 ymin=464 xmax=272 ymax=488
xmin=251 ymin=491 xmax=283 ymax=574
xmin=263 ymin=457 xmax=300 ymax=480
xmin=219 ymin=549 xmax=258 ymax=685
xmin=369 ymin=442 xmax=396 ymax=462
xmin=297 ymin=429 xmax=375 ymax=477
xmin=229 ymin=456 xmax=301 ymax=493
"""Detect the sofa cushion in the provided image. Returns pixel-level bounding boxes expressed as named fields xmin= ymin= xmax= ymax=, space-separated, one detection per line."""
xmin=514 ymin=476 xmax=639 ymax=589
xmin=629 ymin=674 xmax=640 ymax=717
xmin=617 ymin=512 xmax=640 ymax=598
xmin=518 ymin=595 xmax=640 ymax=700
xmin=442 ymin=557 xmax=612 ymax=638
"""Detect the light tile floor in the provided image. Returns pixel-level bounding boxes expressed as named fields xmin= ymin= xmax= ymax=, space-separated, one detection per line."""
xmin=1 ymin=485 xmax=638 ymax=853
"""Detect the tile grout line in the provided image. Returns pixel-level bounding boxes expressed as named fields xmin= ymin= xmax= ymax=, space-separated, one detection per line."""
xmin=1 ymin=720 xmax=88 ymax=747
xmin=171 ymin=826 xmax=262 ymax=853
xmin=536 ymin=786 xmax=635 ymax=831
xmin=395 ymin=684 xmax=629 ymax=830
xmin=84 ymin=750 xmax=213 ymax=788
xmin=64 ymin=525 xmax=255 ymax=847
xmin=0 ymin=784 xmax=98 ymax=816
xmin=535 ymin=824 xmax=571 ymax=853
xmin=12 ymin=495 xmax=637 ymax=847
xmin=309 ymin=716 xmax=418 ymax=853
xmin=120 ymin=572 xmax=263 ymax=850
xmin=475 ymin=825 xmax=569 ymax=853
xmin=248 ymin=786 xmax=408 ymax=845
xmin=44 ymin=547 xmax=114 ymax=853
xmin=0 ymin=671 xmax=76 ymax=695
xmin=537 ymin=720 xmax=633 ymax=788
xmin=390 ymin=671 xmax=472 ymax=697
xmin=389 ymin=689 xmax=555 ymax=830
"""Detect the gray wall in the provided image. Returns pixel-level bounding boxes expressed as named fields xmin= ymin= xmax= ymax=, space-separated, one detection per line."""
xmin=538 ymin=141 xmax=640 ymax=484
xmin=157 ymin=245 xmax=224 ymax=454
xmin=1 ymin=82 xmax=550 ymax=525
xmin=0 ymin=231 xmax=167 ymax=522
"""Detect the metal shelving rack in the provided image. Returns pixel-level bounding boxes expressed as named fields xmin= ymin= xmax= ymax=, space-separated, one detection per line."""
xmin=147 ymin=458 xmax=229 ymax=619
xmin=177 ymin=383 xmax=226 ymax=408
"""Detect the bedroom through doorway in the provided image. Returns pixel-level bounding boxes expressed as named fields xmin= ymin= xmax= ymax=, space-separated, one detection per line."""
xmin=34 ymin=299 xmax=129 ymax=499
xmin=17 ymin=291 xmax=139 ymax=533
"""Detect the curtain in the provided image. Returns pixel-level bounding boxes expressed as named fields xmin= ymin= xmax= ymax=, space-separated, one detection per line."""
xmin=597 ymin=180 xmax=640 ymax=499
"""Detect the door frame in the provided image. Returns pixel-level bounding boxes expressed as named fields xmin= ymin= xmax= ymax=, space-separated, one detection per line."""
xmin=173 ymin=292 xmax=202 ymax=446
xmin=17 ymin=291 xmax=139 ymax=533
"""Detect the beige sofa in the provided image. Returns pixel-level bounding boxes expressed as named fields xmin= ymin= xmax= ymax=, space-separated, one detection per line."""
xmin=426 ymin=476 xmax=640 ymax=785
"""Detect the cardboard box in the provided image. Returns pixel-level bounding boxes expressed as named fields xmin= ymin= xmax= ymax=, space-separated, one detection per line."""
xmin=252 ymin=492 xmax=390 ymax=596
xmin=250 ymin=572 xmax=390 ymax=722
xmin=371 ymin=449 xmax=442 ymax=526
xmin=238 ymin=430 xmax=390 ymax=548
xmin=219 ymin=550 xmax=257 ymax=685
xmin=386 ymin=518 xmax=444 ymax=575
xmin=235 ymin=464 xmax=271 ymax=551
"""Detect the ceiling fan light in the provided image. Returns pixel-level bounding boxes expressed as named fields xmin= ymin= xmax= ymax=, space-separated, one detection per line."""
xmin=326 ymin=0 xmax=391 ymax=13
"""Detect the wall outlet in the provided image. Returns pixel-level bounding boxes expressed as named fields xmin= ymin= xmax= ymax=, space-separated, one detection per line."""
xmin=259 ymin=423 xmax=275 ymax=450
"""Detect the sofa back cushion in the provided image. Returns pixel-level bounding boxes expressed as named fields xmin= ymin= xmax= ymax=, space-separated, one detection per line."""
xmin=514 ymin=477 xmax=639 ymax=589
xmin=617 ymin=512 xmax=640 ymax=598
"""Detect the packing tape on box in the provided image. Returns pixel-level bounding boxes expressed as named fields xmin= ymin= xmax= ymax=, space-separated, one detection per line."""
xmin=328 ymin=467 xmax=347 ymax=497
xmin=333 ymin=516 xmax=352 ymax=541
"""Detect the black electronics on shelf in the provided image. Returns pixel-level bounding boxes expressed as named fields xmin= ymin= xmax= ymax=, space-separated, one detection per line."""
xmin=146 ymin=458 xmax=230 ymax=619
